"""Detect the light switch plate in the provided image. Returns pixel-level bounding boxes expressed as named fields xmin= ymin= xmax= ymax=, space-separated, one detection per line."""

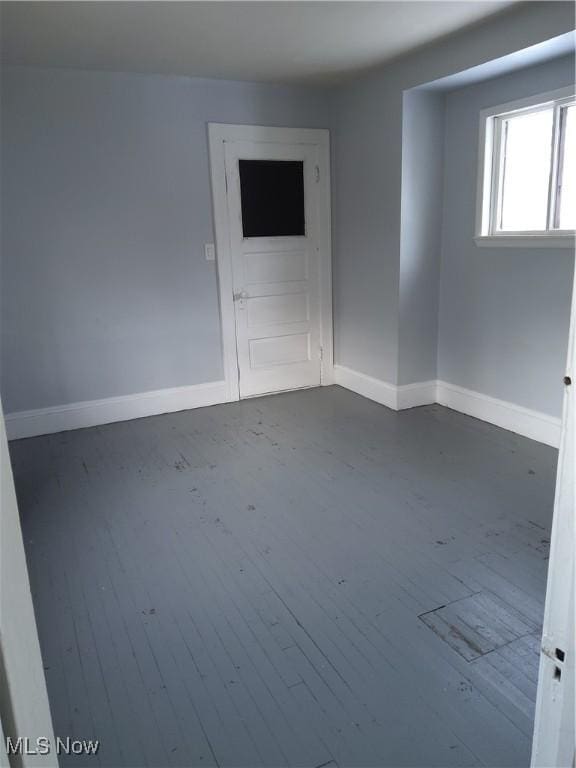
xmin=204 ymin=243 xmax=216 ymax=262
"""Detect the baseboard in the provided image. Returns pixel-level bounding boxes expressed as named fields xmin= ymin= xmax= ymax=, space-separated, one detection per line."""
xmin=5 ymin=380 xmax=228 ymax=440
xmin=435 ymin=381 xmax=561 ymax=449
xmin=333 ymin=365 xmax=398 ymax=409
xmin=333 ymin=366 xmax=437 ymax=411
xmin=334 ymin=365 xmax=561 ymax=448
xmin=397 ymin=380 xmax=437 ymax=410
xmin=6 ymin=371 xmax=562 ymax=448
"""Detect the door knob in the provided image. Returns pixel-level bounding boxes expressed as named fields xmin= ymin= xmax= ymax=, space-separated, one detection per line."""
xmin=233 ymin=290 xmax=249 ymax=301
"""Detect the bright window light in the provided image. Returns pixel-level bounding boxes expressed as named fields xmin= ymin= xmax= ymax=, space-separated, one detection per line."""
xmin=499 ymin=109 xmax=553 ymax=232
xmin=558 ymin=104 xmax=576 ymax=231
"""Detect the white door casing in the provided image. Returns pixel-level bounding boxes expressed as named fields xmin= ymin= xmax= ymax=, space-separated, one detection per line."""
xmin=208 ymin=124 xmax=333 ymax=401
xmin=531 ymin=262 xmax=576 ymax=768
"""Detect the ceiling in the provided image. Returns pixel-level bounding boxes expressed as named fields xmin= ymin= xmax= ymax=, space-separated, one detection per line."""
xmin=0 ymin=1 xmax=517 ymax=85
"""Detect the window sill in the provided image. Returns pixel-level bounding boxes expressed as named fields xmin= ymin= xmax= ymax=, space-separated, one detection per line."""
xmin=475 ymin=234 xmax=575 ymax=249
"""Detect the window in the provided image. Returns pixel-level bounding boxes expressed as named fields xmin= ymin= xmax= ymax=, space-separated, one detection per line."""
xmin=476 ymin=87 xmax=575 ymax=246
xmin=239 ymin=159 xmax=305 ymax=238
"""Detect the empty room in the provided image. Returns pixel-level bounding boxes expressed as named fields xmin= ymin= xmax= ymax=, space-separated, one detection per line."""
xmin=1 ymin=2 xmax=575 ymax=767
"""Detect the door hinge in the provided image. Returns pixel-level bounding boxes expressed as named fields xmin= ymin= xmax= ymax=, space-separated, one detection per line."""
xmin=224 ymin=169 xmax=228 ymax=193
xmin=319 ymin=345 xmax=324 ymax=360
xmin=314 ymin=165 xmax=320 ymax=183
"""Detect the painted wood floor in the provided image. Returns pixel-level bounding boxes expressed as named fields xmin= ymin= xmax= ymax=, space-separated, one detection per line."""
xmin=10 ymin=386 xmax=557 ymax=768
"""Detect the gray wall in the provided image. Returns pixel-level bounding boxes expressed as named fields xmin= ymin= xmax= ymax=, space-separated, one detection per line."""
xmin=331 ymin=78 xmax=403 ymax=383
xmin=0 ymin=67 xmax=329 ymax=412
xmin=438 ymin=55 xmax=575 ymax=418
xmin=331 ymin=1 xmax=574 ymax=386
xmin=398 ymin=89 xmax=445 ymax=385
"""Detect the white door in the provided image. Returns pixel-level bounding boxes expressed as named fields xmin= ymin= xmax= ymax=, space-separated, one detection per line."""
xmin=222 ymin=137 xmax=324 ymax=398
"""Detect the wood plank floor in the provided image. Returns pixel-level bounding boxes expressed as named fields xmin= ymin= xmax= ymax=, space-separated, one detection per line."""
xmin=10 ymin=386 xmax=557 ymax=768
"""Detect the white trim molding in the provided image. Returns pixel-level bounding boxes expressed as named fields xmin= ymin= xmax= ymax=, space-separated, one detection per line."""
xmin=333 ymin=365 xmax=561 ymax=448
xmin=333 ymin=365 xmax=399 ymax=410
xmin=333 ymin=366 xmax=436 ymax=411
xmin=474 ymin=234 xmax=575 ymax=249
xmin=435 ymin=381 xmax=561 ymax=448
xmin=6 ymin=370 xmax=562 ymax=448
xmin=5 ymin=380 xmax=228 ymax=440
xmin=397 ymin=380 xmax=437 ymax=410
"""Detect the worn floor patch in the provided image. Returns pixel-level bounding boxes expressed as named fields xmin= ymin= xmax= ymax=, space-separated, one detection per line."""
xmin=419 ymin=591 xmax=541 ymax=661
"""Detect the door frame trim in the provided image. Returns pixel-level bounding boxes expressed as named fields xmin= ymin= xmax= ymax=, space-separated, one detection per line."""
xmin=208 ymin=123 xmax=333 ymax=401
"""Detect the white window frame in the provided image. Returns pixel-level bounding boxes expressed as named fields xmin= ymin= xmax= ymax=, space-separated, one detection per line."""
xmin=475 ymin=86 xmax=576 ymax=248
